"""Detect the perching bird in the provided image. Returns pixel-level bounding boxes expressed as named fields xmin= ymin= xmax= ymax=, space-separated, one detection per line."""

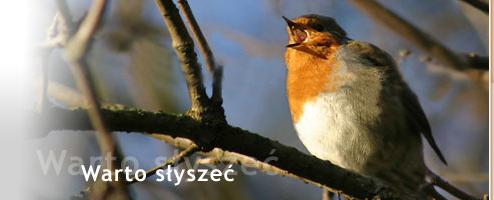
xmin=283 ymin=14 xmax=446 ymax=196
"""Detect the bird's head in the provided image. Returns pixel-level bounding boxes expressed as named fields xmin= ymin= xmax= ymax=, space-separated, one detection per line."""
xmin=283 ymin=14 xmax=348 ymax=53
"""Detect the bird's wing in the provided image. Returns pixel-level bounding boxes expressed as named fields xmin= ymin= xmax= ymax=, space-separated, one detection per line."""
xmin=344 ymin=41 xmax=447 ymax=164
xmin=399 ymin=83 xmax=447 ymax=164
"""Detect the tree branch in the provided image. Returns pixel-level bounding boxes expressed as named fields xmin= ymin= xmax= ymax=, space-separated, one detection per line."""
xmin=63 ymin=0 xmax=130 ymax=199
xmin=65 ymin=0 xmax=114 ymax=172
xmin=177 ymin=0 xmax=223 ymax=104
xmin=177 ymin=0 xmax=215 ymax=75
xmin=154 ymin=0 xmax=211 ymax=118
xmin=39 ymin=106 xmax=411 ymax=200
xmin=348 ymin=0 xmax=487 ymax=71
xmin=458 ymin=0 xmax=489 ymax=14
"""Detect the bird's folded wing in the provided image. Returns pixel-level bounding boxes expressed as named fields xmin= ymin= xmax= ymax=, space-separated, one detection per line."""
xmin=345 ymin=41 xmax=447 ymax=164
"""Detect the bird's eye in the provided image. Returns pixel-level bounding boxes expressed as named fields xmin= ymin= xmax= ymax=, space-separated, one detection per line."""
xmin=313 ymin=23 xmax=324 ymax=32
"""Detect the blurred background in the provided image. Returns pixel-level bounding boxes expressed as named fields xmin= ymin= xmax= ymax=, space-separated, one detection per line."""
xmin=27 ymin=0 xmax=488 ymax=199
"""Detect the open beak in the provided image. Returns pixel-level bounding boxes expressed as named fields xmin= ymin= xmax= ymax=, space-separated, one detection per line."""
xmin=283 ymin=16 xmax=306 ymax=48
xmin=282 ymin=16 xmax=299 ymax=29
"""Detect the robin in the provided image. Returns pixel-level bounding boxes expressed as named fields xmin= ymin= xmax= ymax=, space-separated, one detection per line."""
xmin=283 ymin=14 xmax=446 ymax=195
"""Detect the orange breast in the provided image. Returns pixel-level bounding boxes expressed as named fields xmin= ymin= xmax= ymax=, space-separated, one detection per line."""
xmin=286 ymin=48 xmax=341 ymax=123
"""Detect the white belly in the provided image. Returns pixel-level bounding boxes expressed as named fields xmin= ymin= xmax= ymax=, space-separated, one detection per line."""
xmin=294 ymin=91 xmax=381 ymax=173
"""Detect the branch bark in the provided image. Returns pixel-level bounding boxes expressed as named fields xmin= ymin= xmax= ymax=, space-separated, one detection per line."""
xmin=39 ymin=106 xmax=411 ymax=200
xmin=177 ymin=0 xmax=215 ymax=75
xmin=458 ymin=0 xmax=489 ymax=14
xmin=177 ymin=0 xmax=223 ymax=104
xmin=155 ymin=0 xmax=211 ymax=118
xmin=348 ymin=0 xmax=487 ymax=71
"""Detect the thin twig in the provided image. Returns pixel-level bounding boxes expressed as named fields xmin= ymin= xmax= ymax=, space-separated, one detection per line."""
xmin=211 ymin=65 xmax=223 ymax=104
xmin=177 ymin=0 xmax=215 ymax=74
xmin=155 ymin=0 xmax=210 ymax=118
xmin=128 ymin=144 xmax=199 ymax=184
xmin=38 ymin=15 xmax=60 ymax=113
xmin=55 ymin=0 xmax=75 ymax=32
xmin=134 ymin=135 xmax=345 ymax=197
xmin=65 ymin=0 xmax=115 ymax=172
xmin=458 ymin=0 xmax=489 ymax=14
xmin=38 ymin=9 xmax=74 ymax=111
xmin=121 ymin=134 xmax=323 ymax=190
xmin=63 ymin=0 xmax=130 ymax=199
xmin=177 ymin=0 xmax=223 ymax=104
xmin=348 ymin=0 xmax=486 ymax=71
xmin=427 ymin=170 xmax=480 ymax=200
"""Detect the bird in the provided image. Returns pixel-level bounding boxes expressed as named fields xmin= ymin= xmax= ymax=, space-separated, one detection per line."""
xmin=283 ymin=14 xmax=446 ymax=196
